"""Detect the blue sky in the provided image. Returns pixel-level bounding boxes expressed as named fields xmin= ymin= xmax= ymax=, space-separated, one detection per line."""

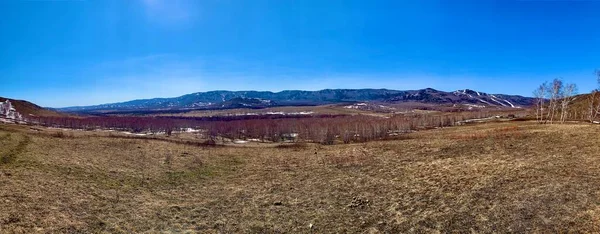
xmin=1 ymin=0 xmax=599 ymax=107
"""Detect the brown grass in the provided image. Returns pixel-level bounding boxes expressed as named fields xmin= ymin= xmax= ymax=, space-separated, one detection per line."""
xmin=275 ymin=142 xmax=309 ymax=149
xmin=2 ymin=121 xmax=600 ymax=232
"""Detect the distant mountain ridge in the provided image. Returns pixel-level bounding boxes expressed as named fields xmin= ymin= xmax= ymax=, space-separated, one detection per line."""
xmin=58 ymin=88 xmax=535 ymax=113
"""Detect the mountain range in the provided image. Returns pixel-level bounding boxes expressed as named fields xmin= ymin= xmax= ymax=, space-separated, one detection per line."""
xmin=58 ymin=88 xmax=535 ymax=113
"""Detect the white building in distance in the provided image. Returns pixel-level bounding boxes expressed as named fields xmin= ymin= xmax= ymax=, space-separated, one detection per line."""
xmin=0 ymin=100 xmax=23 ymax=120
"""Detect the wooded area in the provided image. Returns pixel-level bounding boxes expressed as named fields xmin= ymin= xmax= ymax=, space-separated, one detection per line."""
xmin=534 ymin=70 xmax=600 ymax=123
xmin=28 ymin=111 xmax=512 ymax=144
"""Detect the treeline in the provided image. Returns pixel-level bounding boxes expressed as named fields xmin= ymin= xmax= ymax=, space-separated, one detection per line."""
xmin=533 ymin=70 xmax=600 ymax=123
xmin=28 ymin=111 xmax=507 ymax=144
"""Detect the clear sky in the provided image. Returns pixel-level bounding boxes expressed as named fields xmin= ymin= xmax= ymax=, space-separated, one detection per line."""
xmin=1 ymin=0 xmax=599 ymax=107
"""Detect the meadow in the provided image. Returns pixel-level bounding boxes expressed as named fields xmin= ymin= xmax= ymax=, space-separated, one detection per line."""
xmin=2 ymin=121 xmax=600 ymax=233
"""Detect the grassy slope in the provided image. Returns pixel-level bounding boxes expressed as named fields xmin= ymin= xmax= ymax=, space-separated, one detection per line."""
xmin=2 ymin=122 xmax=600 ymax=232
xmin=0 ymin=97 xmax=66 ymax=117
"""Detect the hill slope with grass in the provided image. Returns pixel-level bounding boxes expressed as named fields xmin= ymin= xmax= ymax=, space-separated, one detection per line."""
xmin=0 ymin=97 xmax=65 ymax=118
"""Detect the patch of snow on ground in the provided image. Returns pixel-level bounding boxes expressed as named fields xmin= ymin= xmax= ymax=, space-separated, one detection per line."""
xmin=183 ymin=128 xmax=201 ymax=133
xmin=464 ymin=104 xmax=486 ymax=108
xmin=292 ymin=111 xmax=314 ymax=115
xmin=344 ymin=103 xmax=370 ymax=109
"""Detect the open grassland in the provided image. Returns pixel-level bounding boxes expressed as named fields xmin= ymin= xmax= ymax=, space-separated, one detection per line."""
xmin=2 ymin=122 xmax=600 ymax=233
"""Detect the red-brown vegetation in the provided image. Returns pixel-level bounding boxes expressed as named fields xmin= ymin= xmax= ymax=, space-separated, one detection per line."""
xmin=29 ymin=110 xmax=521 ymax=144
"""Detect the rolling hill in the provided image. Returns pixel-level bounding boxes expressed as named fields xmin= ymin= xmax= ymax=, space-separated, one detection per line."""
xmin=0 ymin=97 xmax=66 ymax=118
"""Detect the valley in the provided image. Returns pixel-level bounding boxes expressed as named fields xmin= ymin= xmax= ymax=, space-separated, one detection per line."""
xmin=3 ymin=1 xmax=599 ymax=232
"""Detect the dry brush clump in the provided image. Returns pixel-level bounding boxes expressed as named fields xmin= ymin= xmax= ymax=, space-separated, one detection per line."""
xmin=50 ymin=131 xmax=74 ymax=138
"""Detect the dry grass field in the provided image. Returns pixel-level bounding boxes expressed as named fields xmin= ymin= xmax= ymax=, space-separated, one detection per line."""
xmin=2 ymin=121 xmax=600 ymax=233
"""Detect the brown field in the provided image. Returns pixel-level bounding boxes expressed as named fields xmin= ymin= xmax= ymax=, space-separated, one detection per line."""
xmin=2 ymin=121 xmax=600 ymax=233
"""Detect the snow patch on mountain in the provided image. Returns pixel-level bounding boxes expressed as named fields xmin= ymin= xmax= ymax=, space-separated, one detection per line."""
xmin=503 ymin=99 xmax=516 ymax=108
xmin=453 ymin=89 xmax=522 ymax=108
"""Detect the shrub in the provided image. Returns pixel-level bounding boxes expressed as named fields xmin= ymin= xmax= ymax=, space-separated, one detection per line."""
xmin=51 ymin=131 xmax=73 ymax=138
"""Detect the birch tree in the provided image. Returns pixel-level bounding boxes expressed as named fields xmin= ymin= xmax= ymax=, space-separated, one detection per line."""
xmin=588 ymin=70 xmax=600 ymax=122
xmin=588 ymin=90 xmax=600 ymax=122
xmin=533 ymin=82 xmax=548 ymax=123
xmin=547 ymin=79 xmax=563 ymax=124
xmin=559 ymin=83 xmax=577 ymax=123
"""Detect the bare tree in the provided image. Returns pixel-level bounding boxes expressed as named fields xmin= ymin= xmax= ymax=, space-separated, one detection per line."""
xmin=559 ymin=83 xmax=577 ymax=123
xmin=588 ymin=70 xmax=600 ymax=123
xmin=533 ymin=82 xmax=548 ymax=123
xmin=547 ymin=78 xmax=563 ymax=124
xmin=588 ymin=90 xmax=600 ymax=122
